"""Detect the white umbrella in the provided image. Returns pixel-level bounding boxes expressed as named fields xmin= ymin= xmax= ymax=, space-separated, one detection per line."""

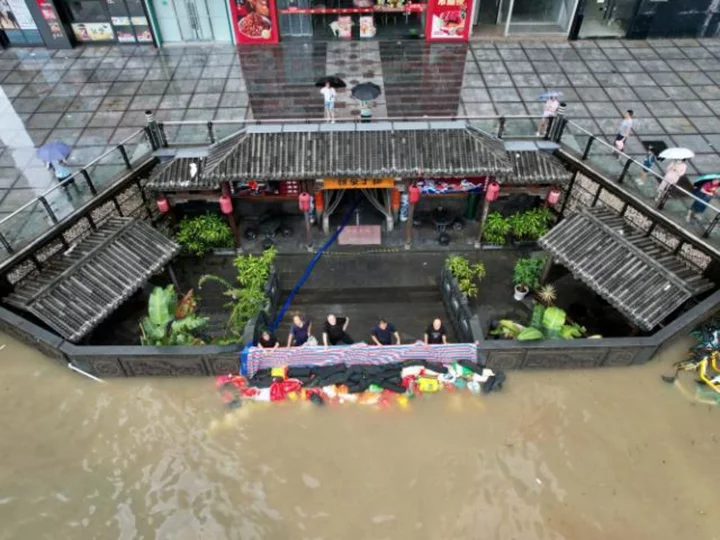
xmin=659 ymin=147 xmax=695 ymax=160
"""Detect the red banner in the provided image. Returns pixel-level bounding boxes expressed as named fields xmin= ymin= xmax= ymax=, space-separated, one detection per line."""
xmin=279 ymin=4 xmax=425 ymax=14
xmin=425 ymin=0 xmax=472 ymax=42
xmin=230 ymin=0 xmax=279 ymax=45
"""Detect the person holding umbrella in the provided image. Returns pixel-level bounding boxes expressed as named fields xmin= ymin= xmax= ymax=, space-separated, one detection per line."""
xmin=656 ymin=147 xmax=694 ymax=204
xmin=687 ymin=175 xmax=720 ymax=222
xmin=320 ymin=81 xmax=336 ymax=123
xmin=351 ymin=82 xmax=382 ymax=123
xmin=37 ymin=141 xmax=74 ymax=186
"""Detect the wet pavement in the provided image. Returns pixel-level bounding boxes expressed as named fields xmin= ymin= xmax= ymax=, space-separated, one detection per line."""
xmin=1 ymin=39 xmax=720 ymax=246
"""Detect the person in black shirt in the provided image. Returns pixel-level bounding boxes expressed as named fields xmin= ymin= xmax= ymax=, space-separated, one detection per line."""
xmin=323 ymin=314 xmax=353 ymax=346
xmin=424 ymin=318 xmax=448 ymax=345
xmin=371 ymin=318 xmax=400 ymax=346
xmin=258 ymin=330 xmax=279 ymax=349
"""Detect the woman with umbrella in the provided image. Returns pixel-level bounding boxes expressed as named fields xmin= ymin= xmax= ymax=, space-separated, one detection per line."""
xmin=37 ymin=141 xmax=73 ymax=186
xmin=687 ymin=174 xmax=720 ymax=222
xmin=536 ymin=91 xmax=561 ymax=137
xmin=351 ymin=82 xmax=381 ymax=124
xmin=656 ymin=147 xmax=693 ymax=204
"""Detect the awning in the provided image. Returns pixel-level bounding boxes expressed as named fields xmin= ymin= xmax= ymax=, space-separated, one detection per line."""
xmin=539 ymin=208 xmax=715 ymax=330
xmin=4 ymin=218 xmax=179 ymax=342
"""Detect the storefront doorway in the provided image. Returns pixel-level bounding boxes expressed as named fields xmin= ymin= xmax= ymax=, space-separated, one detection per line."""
xmin=575 ymin=0 xmax=635 ymax=38
xmin=148 ymin=0 xmax=232 ymax=43
xmin=473 ymin=0 xmax=576 ymax=36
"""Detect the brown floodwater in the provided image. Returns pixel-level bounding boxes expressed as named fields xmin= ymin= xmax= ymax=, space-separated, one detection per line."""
xmin=0 ymin=335 xmax=717 ymax=540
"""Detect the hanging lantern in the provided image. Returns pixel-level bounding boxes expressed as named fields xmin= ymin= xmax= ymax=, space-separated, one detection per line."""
xmin=391 ymin=189 xmax=401 ymax=210
xmin=485 ymin=181 xmax=500 ymax=202
xmin=314 ymin=191 xmax=324 ymax=213
xmin=298 ymin=192 xmax=311 ymax=213
xmin=219 ymin=194 xmax=233 ymax=215
xmin=546 ymin=187 xmax=561 ymax=206
xmin=156 ymin=195 xmax=170 ymax=214
xmin=408 ymin=185 xmax=420 ymax=205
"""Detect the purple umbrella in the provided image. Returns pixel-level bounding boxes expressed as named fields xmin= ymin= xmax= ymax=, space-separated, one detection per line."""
xmin=36 ymin=141 xmax=72 ymax=163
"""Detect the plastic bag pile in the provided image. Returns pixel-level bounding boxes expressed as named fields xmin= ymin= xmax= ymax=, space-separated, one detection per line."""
xmin=216 ymin=360 xmax=505 ymax=410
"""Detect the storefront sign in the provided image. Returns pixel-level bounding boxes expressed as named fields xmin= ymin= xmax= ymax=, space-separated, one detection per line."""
xmin=417 ymin=178 xmax=485 ymax=194
xmin=324 ymin=178 xmax=395 ymax=190
xmin=72 ymin=22 xmax=115 ymax=41
xmin=425 ymin=0 xmax=472 ymax=42
xmin=3 ymin=0 xmax=37 ymax=29
xmin=279 ymin=4 xmax=425 ymax=14
xmin=230 ymin=0 xmax=279 ymax=45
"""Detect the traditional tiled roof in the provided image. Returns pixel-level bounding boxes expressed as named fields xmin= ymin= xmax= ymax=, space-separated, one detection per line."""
xmin=505 ymin=150 xmax=573 ymax=185
xmin=4 ymin=218 xmax=179 ymax=342
xmin=539 ymin=208 xmax=715 ymax=330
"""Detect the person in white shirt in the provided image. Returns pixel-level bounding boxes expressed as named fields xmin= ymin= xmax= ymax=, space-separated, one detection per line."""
xmin=536 ymin=95 xmax=559 ymax=137
xmin=656 ymin=159 xmax=687 ymax=203
xmin=320 ymin=81 xmax=336 ymax=123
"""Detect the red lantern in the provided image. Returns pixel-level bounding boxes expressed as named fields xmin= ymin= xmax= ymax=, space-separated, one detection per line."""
xmin=391 ymin=189 xmax=401 ymax=210
xmin=546 ymin=187 xmax=561 ymax=206
xmin=408 ymin=185 xmax=420 ymax=205
xmin=314 ymin=191 xmax=324 ymax=213
xmin=219 ymin=194 xmax=233 ymax=215
xmin=485 ymin=181 xmax=500 ymax=202
xmin=298 ymin=192 xmax=311 ymax=212
xmin=156 ymin=196 xmax=170 ymax=214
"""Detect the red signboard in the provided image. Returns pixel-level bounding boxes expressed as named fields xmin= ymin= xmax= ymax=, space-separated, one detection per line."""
xmin=230 ymin=0 xmax=280 ymax=45
xmin=425 ymin=0 xmax=472 ymax=42
xmin=279 ymin=4 xmax=425 ymax=14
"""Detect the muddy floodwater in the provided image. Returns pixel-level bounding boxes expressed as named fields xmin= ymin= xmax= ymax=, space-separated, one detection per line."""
xmin=0 ymin=336 xmax=717 ymax=540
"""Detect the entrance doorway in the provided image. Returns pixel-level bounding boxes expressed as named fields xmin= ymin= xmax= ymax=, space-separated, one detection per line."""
xmin=577 ymin=0 xmax=634 ymax=38
xmin=321 ymin=187 xmax=395 ymax=240
xmin=149 ymin=0 xmax=232 ymax=43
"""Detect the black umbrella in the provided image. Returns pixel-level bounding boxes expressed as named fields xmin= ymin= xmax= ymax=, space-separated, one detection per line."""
xmin=315 ymin=76 xmax=346 ymax=88
xmin=351 ymin=82 xmax=382 ymax=101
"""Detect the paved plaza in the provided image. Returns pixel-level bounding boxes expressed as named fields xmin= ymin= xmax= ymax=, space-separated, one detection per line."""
xmin=1 ymin=38 xmax=720 ymax=231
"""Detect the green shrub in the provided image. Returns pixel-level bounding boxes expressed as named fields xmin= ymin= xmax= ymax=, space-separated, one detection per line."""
xmin=176 ymin=213 xmax=234 ymax=256
xmin=482 ymin=212 xmax=510 ymax=245
xmin=509 ymin=208 xmax=554 ymax=241
xmin=447 ymin=255 xmax=486 ymax=298
xmin=513 ymin=256 xmax=545 ymax=291
xmin=140 ymin=286 xmax=208 ymax=346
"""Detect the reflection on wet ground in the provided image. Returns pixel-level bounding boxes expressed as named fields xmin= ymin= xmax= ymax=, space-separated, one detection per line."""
xmin=0 ymin=333 xmax=716 ymax=540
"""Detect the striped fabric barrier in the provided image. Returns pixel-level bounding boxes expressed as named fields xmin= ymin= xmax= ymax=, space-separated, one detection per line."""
xmin=242 ymin=341 xmax=478 ymax=378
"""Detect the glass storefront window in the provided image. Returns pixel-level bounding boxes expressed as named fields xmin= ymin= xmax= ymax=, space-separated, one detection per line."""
xmin=503 ymin=0 xmax=576 ymax=35
xmin=578 ymin=0 xmax=634 ymax=38
xmin=0 ymin=0 xmax=43 ymax=46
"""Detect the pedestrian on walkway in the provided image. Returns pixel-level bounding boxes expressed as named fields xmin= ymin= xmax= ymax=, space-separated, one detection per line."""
xmin=323 ymin=314 xmax=353 ymax=346
xmin=287 ymin=313 xmax=312 ymax=347
xmin=321 ymin=81 xmax=336 ymax=123
xmin=536 ymin=95 xmax=559 ymax=137
xmin=636 ymin=145 xmax=657 ymax=185
xmin=424 ymin=318 xmax=448 ymax=345
xmin=258 ymin=329 xmax=279 ymax=350
xmin=47 ymin=159 xmax=73 ymax=185
xmin=656 ymin=159 xmax=687 ymax=203
xmin=371 ymin=318 xmax=400 ymax=346
xmin=614 ymin=110 xmax=634 ymax=153
xmin=687 ymin=179 xmax=720 ymax=222
xmin=360 ymin=100 xmax=372 ymax=123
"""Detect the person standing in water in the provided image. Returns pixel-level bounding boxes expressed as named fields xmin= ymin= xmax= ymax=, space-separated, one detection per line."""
xmin=287 ymin=313 xmax=312 ymax=347
xmin=321 ymin=81 xmax=336 ymax=123
xmin=424 ymin=318 xmax=448 ymax=345
xmin=370 ymin=318 xmax=401 ymax=346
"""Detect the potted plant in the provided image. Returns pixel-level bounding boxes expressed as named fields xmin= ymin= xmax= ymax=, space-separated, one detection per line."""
xmin=482 ymin=212 xmax=510 ymax=246
xmin=512 ymin=256 xmax=545 ymax=301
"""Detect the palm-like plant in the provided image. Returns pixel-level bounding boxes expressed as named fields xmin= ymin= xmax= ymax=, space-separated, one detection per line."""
xmin=140 ymin=286 xmax=208 ymax=346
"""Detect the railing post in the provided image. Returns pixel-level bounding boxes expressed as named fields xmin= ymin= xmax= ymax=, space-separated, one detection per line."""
xmin=145 ymin=110 xmax=166 ymax=150
xmin=617 ymin=158 xmax=631 ymax=184
xmin=591 ymin=184 xmax=602 ymax=207
xmin=80 ymin=169 xmax=97 ymax=195
xmin=38 ymin=196 xmax=58 ymax=224
xmin=703 ymin=213 xmax=720 ymax=239
xmin=558 ymin=171 xmax=576 ymax=219
xmin=118 ymin=144 xmax=131 ymax=169
xmin=0 ymin=232 xmax=14 ymax=254
xmin=550 ymin=102 xmax=567 ymax=143
xmin=496 ymin=116 xmax=506 ymax=139
xmin=582 ymin=136 xmax=595 ymax=160
xmin=207 ymin=121 xmax=216 ymax=144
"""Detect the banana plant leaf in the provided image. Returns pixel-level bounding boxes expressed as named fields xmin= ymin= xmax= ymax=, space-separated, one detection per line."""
xmin=560 ymin=323 xmax=583 ymax=339
xmin=542 ymin=306 xmax=566 ymax=339
xmin=148 ymin=285 xmax=176 ymax=327
xmin=530 ymin=304 xmax=545 ymax=329
xmin=491 ymin=319 xmax=526 ymax=339
xmin=517 ymin=327 xmax=544 ymax=341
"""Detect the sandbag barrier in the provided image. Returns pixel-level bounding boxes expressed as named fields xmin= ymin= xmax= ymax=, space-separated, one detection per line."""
xmin=216 ymin=359 xmax=506 ymax=410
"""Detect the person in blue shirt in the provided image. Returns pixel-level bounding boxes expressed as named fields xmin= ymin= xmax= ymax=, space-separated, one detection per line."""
xmin=636 ymin=145 xmax=657 ymax=185
xmin=371 ymin=318 xmax=400 ymax=346
xmin=287 ymin=314 xmax=312 ymax=347
xmin=47 ymin=159 xmax=73 ymax=184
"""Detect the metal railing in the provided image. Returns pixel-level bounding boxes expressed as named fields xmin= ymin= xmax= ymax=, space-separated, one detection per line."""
xmin=0 ymin=128 xmax=153 ymax=262
xmin=558 ymin=120 xmax=720 ymax=242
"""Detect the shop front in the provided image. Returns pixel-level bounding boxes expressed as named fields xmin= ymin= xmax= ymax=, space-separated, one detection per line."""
xmin=56 ymin=0 xmax=154 ymax=44
xmin=228 ymin=0 xmax=473 ymax=42
xmin=146 ymin=0 xmax=232 ymax=44
xmin=471 ymin=0 xmax=578 ymax=37
xmin=0 ymin=0 xmax=43 ymax=45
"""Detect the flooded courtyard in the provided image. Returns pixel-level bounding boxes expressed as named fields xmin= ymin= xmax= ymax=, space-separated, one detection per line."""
xmin=0 ymin=334 xmax=717 ymax=540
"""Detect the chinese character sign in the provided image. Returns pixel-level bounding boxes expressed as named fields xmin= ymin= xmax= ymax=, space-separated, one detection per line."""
xmin=231 ymin=0 xmax=279 ymax=45
xmin=425 ymin=0 xmax=472 ymax=41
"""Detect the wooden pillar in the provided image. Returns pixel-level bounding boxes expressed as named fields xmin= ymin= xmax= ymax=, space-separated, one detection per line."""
xmin=474 ymin=196 xmax=492 ymax=249
xmin=221 ymin=182 xmax=240 ymax=249
xmin=540 ymin=256 xmax=553 ymax=285
xmin=404 ymin=200 xmax=415 ymax=250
